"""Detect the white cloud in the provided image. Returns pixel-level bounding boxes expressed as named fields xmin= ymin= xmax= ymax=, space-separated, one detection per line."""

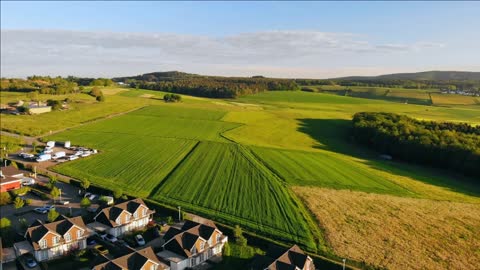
xmin=1 ymin=29 xmax=449 ymax=78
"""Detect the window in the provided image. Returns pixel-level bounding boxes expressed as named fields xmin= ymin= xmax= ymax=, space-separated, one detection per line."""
xmin=116 ymin=217 xmax=121 ymax=224
xmin=200 ymin=241 xmax=205 ymax=251
xmin=192 ymin=246 xmax=197 ymax=254
xmin=150 ymin=265 xmax=156 ymax=270
xmin=77 ymin=230 xmax=82 ymax=238
xmin=65 ymin=233 xmax=71 ymax=242
xmin=142 ymin=208 xmax=147 ymax=217
xmin=216 ymin=234 xmax=221 ymax=243
xmin=39 ymin=239 xmax=47 ymax=249
xmin=125 ymin=215 xmax=130 ymax=223
xmin=134 ymin=212 xmax=138 ymax=219
xmin=53 ymin=236 xmax=59 ymax=245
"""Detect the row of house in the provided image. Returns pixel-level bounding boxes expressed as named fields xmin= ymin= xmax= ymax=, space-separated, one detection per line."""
xmin=14 ymin=197 xmax=313 ymax=270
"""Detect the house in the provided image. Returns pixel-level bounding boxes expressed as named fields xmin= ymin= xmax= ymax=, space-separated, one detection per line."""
xmin=23 ymin=216 xmax=89 ymax=262
xmin=92 ymin=246 xmax=169 ymax=270
xmin=28 ymin=105 xmax=52 ymax=114
xmin=92 ymin=198 xmax=154 ymax=237
xmin=250 ymin=244 xmax=315 ymax=270
xmin=157 ymin=220 xmax=228 ymax=270
xmin=0 ymin=166 xmax=32 ymax=192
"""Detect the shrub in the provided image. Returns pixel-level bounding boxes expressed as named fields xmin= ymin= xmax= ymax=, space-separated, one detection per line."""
xmin=13 ymin=197 xmax=25 ymax=209
xmin=0 ymin=192 xmax=12 ymax=206
xmin=80 ymin=197 xmax=91 ymax=208
xmin=113 ymin=188 xmax=123 ymax=199
xmin=10 ymin=186 xmax=31 ymax=197
xmin=96 ymin=95 xmax=105 ymax=102
xmin=47 ymin=209 xmax=60 ymax=223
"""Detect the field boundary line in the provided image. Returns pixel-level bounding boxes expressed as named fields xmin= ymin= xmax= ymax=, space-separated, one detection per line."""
xmin=147 ymin=140 xmax=201 ymax=197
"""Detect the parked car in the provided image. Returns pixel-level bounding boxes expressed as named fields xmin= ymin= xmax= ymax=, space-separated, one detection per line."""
xmin=57 ymin=200 xmax=69 ymax=205
xmin=21 ymin=177 xmax=35 ymax=186
xmin=25 ymin=257 xmax=38 ymax=268
xmin=93 ymin=245 xmax=109 ymax=255
xmin=87 ymin=237 xmax=97 ymax=246
xmin=68 ymin=155 xmax=78 ymax=161
xmin=34 ymin=207 xmax=48 ymax=214
xmin=104 ymin=233 xmax=118 ymax=243
xmin=44 ymin=205 xmax=55 ymax=211
xmin=88 ymin=194 xmax=97 ymax=201
xmin=135 ymin=234 xmax=145 ymax=246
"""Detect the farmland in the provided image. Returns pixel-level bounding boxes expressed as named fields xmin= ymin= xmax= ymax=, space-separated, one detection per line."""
xmin=152 ymin=142 xmax=320 ymax=250
xmin=18 ymin=87 xmax=480 ymax=268
xmin=294 ymin=187 xmax=480 ymax=270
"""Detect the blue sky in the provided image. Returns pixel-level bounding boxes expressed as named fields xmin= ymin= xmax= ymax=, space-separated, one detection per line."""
xmin=1 ymin=1 xmax=479 ymax=78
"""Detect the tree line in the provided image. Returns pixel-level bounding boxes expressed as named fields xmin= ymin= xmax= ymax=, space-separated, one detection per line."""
xmin=116 ymin=72 xmax=299 ymax=98
xmin=351 ymin=112 xmax=480 ymax=179
xmin=1 ymin=76 xmax=114 ymax=95
xmin=296 ymin=78 xmax=480 ymax=92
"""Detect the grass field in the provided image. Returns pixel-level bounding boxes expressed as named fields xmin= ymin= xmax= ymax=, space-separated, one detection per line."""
xmin=17 ymin=87 xmax=479 ymax=269
xmin=294 ymin=187 xmax=480 ymax=270
xmin=51 ymin=135 xmax=197 ymax=197
xmin=152 ymin=141 xmax=320 ymax=250
xmin=430 ymin=93 xmax=479 ymax=105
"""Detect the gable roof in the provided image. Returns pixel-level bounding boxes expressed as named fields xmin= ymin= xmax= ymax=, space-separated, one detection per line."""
xmin=25 ymin=216 xmax=87 ymax=250
xmin=0 ymin=165 xmax=25 ymax=177
xmin=94 ymin=198 xmax=152 ymax=228
xmin=163 ymin=219 xmax=220 ymax=258
xmin=252 ymin=245 xmax=311 ymax=270
xmin=92 ymin=247 xmax=165 ymax=270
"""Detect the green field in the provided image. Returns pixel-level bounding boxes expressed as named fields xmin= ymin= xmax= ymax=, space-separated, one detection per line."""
xmin=14 ymin=87 xmax=478 ymax=266
xmin=250 ymin=147 xmax=410 ymax=195
xmin=152 ymin=141 xmax=318 ymax=249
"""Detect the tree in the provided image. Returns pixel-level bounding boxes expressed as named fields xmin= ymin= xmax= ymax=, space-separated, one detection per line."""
xmin=47 ymin=209 xmax=60 ymax=223
xmin=223 ymin=242 xmax=231 ymax=256
xmin=13 ymin=197 xmax=25 ymax=209
xmin=166 ymin=216 xmax=173 ymax=225
xmin=0 ymin=192 xmax=12 ymax=206
xmin=50 ymin=187 xmax=61 ymax=203
xmin=80 ymin=178 xmax=90 ymax=191
xmin=80 ymin=197 xmax=91 ymax=208
xmin=234 ymin=225 xmax=247 ymax=247
xmin=0 ymin=217 xmax=11 ymax=229
xmin=96 ymin=94 xmax=105 ymax=102
xmin=113 ymin=188 xmax=123 ymax=199
xmin=47 ymin=175 xmax=58 ymax=189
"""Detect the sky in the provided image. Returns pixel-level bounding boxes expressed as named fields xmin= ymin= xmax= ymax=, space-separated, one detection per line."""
xmin=1 ymin=1 xmax=480 ymax=78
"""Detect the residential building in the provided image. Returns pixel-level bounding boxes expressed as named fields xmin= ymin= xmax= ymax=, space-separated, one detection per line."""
xmin=157 ymin=220 xmax=228 ymax=270
xmin=0 ymin=166 xmax=33 ymax=192
xmin=92 ymin=247 xmax=169 ymax=270
xmin=24 ymin=216 xmax=89 ymax=262
xmin=250 ymin=244 xmax=315 ymax=270
xmin=92 ymin=198 xmax=154 ymax=237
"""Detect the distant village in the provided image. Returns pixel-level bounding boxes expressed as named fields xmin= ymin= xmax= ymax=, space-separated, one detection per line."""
xmin=440 ymin=88 xmax=480 ymax=96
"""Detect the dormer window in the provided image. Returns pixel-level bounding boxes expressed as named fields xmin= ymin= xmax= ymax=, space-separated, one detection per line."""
xmin=53 ymin=236 xmax=59 ymax=245
xmin=200 ymin=241 xmax=205 ymax=251
xmin=77 ymin=230 xmax=82 ymax=238
xmin=39 ymin=239 xmax=47 ymax=249
xmin=65 ymin=233 xmax=71 ymax=242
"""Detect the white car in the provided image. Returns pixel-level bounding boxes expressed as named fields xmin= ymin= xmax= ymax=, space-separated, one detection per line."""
xmin=135 ymin=234 xmax=145 ymax=246
xmin=68 ymin=155 xmax=78 ymax=161
xmin=21 ymin=178 xmax=35 ymax=186
xmin=101 ymin=233 xmax=118 ymax=243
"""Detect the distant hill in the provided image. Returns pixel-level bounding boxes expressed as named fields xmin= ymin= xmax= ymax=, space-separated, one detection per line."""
xmin=114 ymin=71 xmax=200 ymax=82
xmin=334 ymin=71 xmax=480 ymax=81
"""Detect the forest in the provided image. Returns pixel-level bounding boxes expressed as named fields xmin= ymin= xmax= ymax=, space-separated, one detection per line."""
xmin=351 ymin=112 xmax=480 ymax=179
xmin=116 ymin=72 xmax=299 ymax=98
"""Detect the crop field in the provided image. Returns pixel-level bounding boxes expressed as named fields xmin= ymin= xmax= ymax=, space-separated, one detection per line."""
xmin=152 ymin=141 xmax=319 ymax=250
xmin=430 ymin=93 xmax=479 ymax=105
xmin=51 ymin=135 xmax=196 ymax=197
xmin=250 ymin=147 xmax=410 ymax=195
xmin=294 ymin=187 xmax=480 ymax=270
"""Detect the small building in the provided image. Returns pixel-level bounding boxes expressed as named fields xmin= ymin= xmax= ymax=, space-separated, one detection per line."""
xmin=92 ymin=246 xmax=169 ymax=270
xmin=158 ymin=220 xmax=227 ymax=270
xmin=28 ymin=106 xmax=52 ymax=115
xmin=92 ymin=198 xmax=155 ymax=237
xmin=250 ymin=244 xmax=315 ymax=270
xmin=0 ymin=166 xmax=31 ymax=192
xmin=23 ymin=215 xmax=89 ymax=262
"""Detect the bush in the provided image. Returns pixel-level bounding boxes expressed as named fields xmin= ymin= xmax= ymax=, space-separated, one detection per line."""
xmin=0 ymin=192 xmax=12 ymax=205
xmin=13 ymin=197 xmax=25 ymax=209
xmin=163 ymin=93 xmax=182 ymax=103
xmin=113 ymin=188 xmax=123 ymax=199
xmin=96 ymin=95 xmax=105 ymax=102
xmin=80 ymin=197 xmax=91 ymax=208
xmin=47 ymin=209 xmax=60 ymax=223
xmin=10 ymin=186 xmax=31 ymax=197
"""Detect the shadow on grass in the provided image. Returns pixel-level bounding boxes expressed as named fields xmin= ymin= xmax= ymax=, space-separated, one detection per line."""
xmin=297 ymin=118 xmax=480 ymax=198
